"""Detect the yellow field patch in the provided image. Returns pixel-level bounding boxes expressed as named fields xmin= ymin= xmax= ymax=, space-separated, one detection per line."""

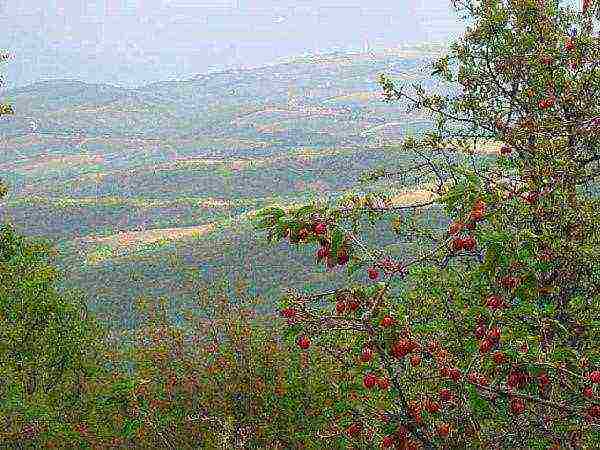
xmin=7 ymin=154 xmax=104 ymax=172
xmin=441 ymin=138 xmax=504 ymax=155
xmin=325 ymin=91 xmax=380 ymax=103
xmin=388 ymin=183 xmax=439 ymax=206
xmin=82 ymin=223 xmax=217 ymax=265
xmin=85 ymin=223 xmax=216 ymax=248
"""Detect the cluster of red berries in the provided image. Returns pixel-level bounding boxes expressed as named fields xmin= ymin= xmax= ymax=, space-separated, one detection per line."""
xmin=363 ymin=372 xmax=391 ymax=390
xmin=390 ymin=338 xmax=419 ymax=359
xmin=310 ymin=220 xmax=351 ymax=268
xmin=539 ymin=96 xmax=555 ymax=109
xmin=334 ymin=296 xmax=360 ymax=314
xmin=475 ymin=320 xmax=502 ymax=353
xmin=439 ymin=366 xmax=462 ymax=382
xmin=485 ymin=294 xmax=507 ymax=310
xmin=380 ymin=425 xmax=422 ymax=448
xmin=467 ymin=371 xmax=489 ymax=386
xmin=449 ymin=199 xmax=485 ymax=252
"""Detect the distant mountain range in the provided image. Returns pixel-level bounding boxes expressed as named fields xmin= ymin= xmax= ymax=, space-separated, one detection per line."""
xmin=1 ymin=47 xmax=453 ymax=140
xmin=0 ymin=47 xmax=457 ymax=328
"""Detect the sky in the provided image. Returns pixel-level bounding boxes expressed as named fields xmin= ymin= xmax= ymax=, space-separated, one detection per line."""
xmin=0 ymin=0 xmax=584 ymax=90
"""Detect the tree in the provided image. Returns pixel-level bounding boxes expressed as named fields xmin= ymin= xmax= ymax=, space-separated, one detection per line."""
xmin=0 ymin=51 xmax=106 ymax=447
xmin=254 ymin=0 xmax=600 ymax=448
xmin=0 ymin=50 xmax=12 ymax=200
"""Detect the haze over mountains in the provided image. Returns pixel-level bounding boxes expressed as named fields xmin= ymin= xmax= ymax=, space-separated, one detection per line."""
xmin=2 ymin=0 xmax=470 ymax=90
xmin=0 ymin=48 xmax=457 ymax=328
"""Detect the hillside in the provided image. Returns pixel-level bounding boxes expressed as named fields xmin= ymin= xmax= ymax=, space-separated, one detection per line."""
xmin=0 ymin=48 xmax=472 ymax=329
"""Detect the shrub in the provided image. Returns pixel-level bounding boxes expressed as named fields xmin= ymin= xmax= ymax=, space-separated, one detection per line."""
xmin=253 ymin=1 xmax=600 ymax=448
xmin=0 ymin=223 xmax=107 ymax=448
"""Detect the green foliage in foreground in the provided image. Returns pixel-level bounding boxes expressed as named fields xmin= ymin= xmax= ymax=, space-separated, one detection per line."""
xmin=0 ymin=225 xmax=373 ymax=449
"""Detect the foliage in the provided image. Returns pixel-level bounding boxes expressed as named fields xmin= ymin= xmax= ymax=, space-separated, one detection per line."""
xmin=0 ymin=223 xmax=107 ymax=447
xmin=0 ymin=273 xmax=373 ymax=449
xmin=253 ymin=1 xmax=600 ymax=448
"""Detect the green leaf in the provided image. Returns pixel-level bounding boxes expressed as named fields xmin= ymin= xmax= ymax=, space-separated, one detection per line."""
xmin=347 ymin=258 xmax=367 ymax=277
xmin=467 ymin=385 xmax=490 ymax=415
xmin=330 ymin=228 xmax=345 ymax=256
xmin=294 ymin=205 xmax=315 ymax=219
xmin=256 ymin=206 xmax=286 ymax=219
xmin=122 ymin=419 xmax=142 ymax=439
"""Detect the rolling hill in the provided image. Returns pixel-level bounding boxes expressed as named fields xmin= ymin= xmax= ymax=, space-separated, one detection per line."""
xmin=0 ymin=47 xmax=471 ymax=330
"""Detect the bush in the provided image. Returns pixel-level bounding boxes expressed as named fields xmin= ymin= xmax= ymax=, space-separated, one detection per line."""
xmin=253 ymin=1 xmax=600 ymax=448
xmin=0 ymin=223 xmax=107 ymax=447
xmin=1 ymin=272 xmax=371 ymax=449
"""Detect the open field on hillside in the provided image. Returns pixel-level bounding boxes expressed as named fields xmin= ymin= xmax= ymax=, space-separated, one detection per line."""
xmin=0 ymin=50 xmax=470 ymax=329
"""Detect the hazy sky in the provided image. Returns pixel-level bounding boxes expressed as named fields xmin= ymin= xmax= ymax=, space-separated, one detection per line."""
xmin=0 ymin=0 xmax=583 ymax=90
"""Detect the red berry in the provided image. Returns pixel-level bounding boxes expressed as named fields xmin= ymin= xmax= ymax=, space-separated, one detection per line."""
xmin=475 ymin=324 xmax=486 ymax=339
xmin=448 ymin=221 xmax=463 ymax=235
xmin=487 ymin=327 xmax=501 ymax=342
xmin=360 ymin=348 xmax=374 ymax=363
xmin=335 ymin=301 xmax=346 ymax=314
xmin=316 ymin=246 xmax=330 ymax=260
xmin=451 ymin=237 xmax=464 ymax=252
xmin=363 ymin=373 xmax=378 ymax=389
xmin=462 ymin=236 xmax=476 ymax=251
xmin=391 ymin=339 xmax=413 ymax=359
xmin=280 ymin=307 xmax=296 ymax=318
xmin=346 ymin=422 xmax=362 ymax=438
xmin=410 ymin=354 xmax=421 ymax=367
xmin=526 ymin=192 xmax=539 ymax=204
xmin=377 ymin=377 xmax=391 ymax=390
xmin=565 ymin=39 xmax=575 ymax=51
xmin=381 ymin=316 xmax=395 ymax=328
xmin=588 ymin=371 xmax=600 ymax=383
xmin=381 ymin=435 xmax=395 ymax=448
xmin=507 ymin=370 xmax=530 ymax=389
xmin=583 ymin=387 xmax=594 ymax=399
xmin=588 ymin=405 xmax=600 ymax=419
xmin=493 ymin=351 xmax=507 ymax=365
xmin=439 ymin=367 xmax=450 ymax=378
xmin=437 ymin=423 xmax=450 ymax=438
xmin=297 ymin=336 xmax=310 ymax=350
xmin=500 ymin=275 xmax=520 ymax=289
xmin=479 ymin=339 xmax=493 ymax=354
xmin=467 ymin=372 xmax=480 ymax=384
xmin=500 ymin=145 xmax=512 ymax=155
xmin=486 ymin=295 xmax=504 ymax=309
xmin=439 ymin=388 xmax=453 ymax=402
xmin=337 ymin=249 xmax=349 ymax=265
xmin=348 ymin=299 xmax=360 ymax=311
xmin=538 ymin=372 xmax=550 ymax=387
xmin=368 ymin=267 xmax=379 ymax=280
xmin=314 ymin=222 xmax=327 ymax=235
xmin=298 ymin=228 xmax=309 ymax=240
xmin=510 ymin=397 xmax=525 ymax=415
xmin=449 ymin=368 xmax=462 ymax=382
xmin=426 ymin=400 xmax=441 ymax=414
